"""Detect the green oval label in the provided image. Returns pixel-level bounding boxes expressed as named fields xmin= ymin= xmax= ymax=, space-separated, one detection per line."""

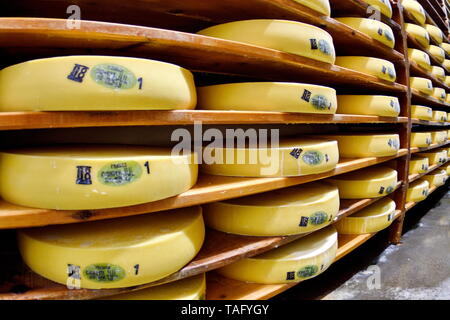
xmin=83 ymin=263 xmax=126 ymax=283
xmin=297 ymin=265 xmax=319 ymax=278
xmin=91 ymin=64 xmax=137 ymax=89
xmin=384 ymin=30 xmax=394 ymax=42
xmin=310 ymin=211 xmax=328 ymax=225
xmin=311 ymin=94 xmax=331 ymax=110
xmin=98 ymin=161 xmax=142 ymax=186
xmin=318 ymin=39 xmax=332 ymax=56
xmin=386 ymin=186 xmax=394 ymax=194
xmin=387 ymin=66 xmax=396 ymax=79
xmin=390 ymin=100 xmax=400 ymax=113
xmin=302 ymin=151 xmax=324 ymax=166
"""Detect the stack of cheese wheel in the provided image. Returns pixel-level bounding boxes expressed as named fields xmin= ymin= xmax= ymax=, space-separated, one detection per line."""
xmin=401 ymin=0 xmax=426 ymax=25
xmin=0 ymin=56 xmax=197 ymax=111
xmin=405 ymin=23 xmax=430 ymax=47
xmin=294 ymin=0 xmax=331 ymax=16
xmin=362 ymin=0 xmax=393 ymax=18
xmin=429 ymin=45 xmax=446 ymax=64
xmin=411 ymin=105 xmax=432 ymax=120
xmin=201 ymin=138 xmax=339 ymax=177
xmin=335 ymin=198 xmax=396 ymax=234
xmin=0 ymin=145 xmax=198 ymax=210
xmin=320 ymin=133 xmax=400 ymax=158
xmin=103 ymin=274 xmax=206 ymax=300
xmin=409 ymin=156 xmax=429 ymax=174
xmin=197 ymin=20 xmax=335 ymax=64
xmin=432 ymin=88 xmax=447 ymax=102
xmin=431 ymin=66 xmax=445 ymax=82
xmin=197 ymin=82 xmax=337 ymax=114
xmin=431 ymin=130 xmax=449 ymax=144
xmin=335 ymin=56 xmax=396 ymax=82
xmin=410 ymin=131 xmax=432 ymax=147
xmin=423 ymin=169 xmax=448 ymax=187
xmin=216 ymin=226 xmax=338 ymax=284
xmin=419 ymin=149 xmax=448 ymax=165
xmin=432 ymin=111 xmax=448 ymax=122
xmin=425 ymin=24 xmax=444 ymax=44
xmin=336 ymin=95 xmax=400 ymax=117
xmin=406 ymin=179 xmax=430 ymax=202
xmin=18 ymin=206 xmax=205 ymax=289
xmin=203 ymin=182 xmax=339 ymax=236
xmin=441 ymin=43 xmax=450 ymax=56
xmin=328 ymin=166 xmax=398 ymax=199
xmin=410 ymin=77 xmax=433 ymax=95
xmin=335 ymin=18 xmax=395 ymax=48
xmin=408 ymin=48 xmax=431 ymax=71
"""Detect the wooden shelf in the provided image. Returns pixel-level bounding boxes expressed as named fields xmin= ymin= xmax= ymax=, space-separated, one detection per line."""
xmin=410 ymin=140 xmax=450 ymax=153
xmin=0 ymin=190 xmax=401 ymax=300
xmin=407 ymin=33 xmax=449 ymax=73
xmin=0 ymin=18 xmax=407 ymax=93
xmin=417 ymin=0 xmax=450 ymax=34
xmin=0 ymin=111 xmax=409 ymax=131
xmin=411 ymin=88 xmax=450 ymax=109
xmin=408 ymin=159 xmax=450 ymax=183
xmin=411 ymin=119 xmax=450 ymax=126
xmin=207 ymin=210 xmax=402 ymax=301
xmin=0 ymin=150 xmax=408 ymax=230
xmin=409 ymin=60 xmax=450 ymax=92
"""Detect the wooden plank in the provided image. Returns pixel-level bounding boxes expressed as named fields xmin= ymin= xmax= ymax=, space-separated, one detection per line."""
xmin=0 ymin=150 xmax=408 ymax=230
xmin=410 ymin=140 xmax=450 ymax=153
xmin=0 ymin=18 xmax=407 ymax=92
xmin=411 ymin=88 xmax=450 ymax=109
xmin=411 ymin=119 xmax=450 ymax=126
xmin=417 ymin=0 xmax=450 ymax=33
xmin=0 ymin=111 xmax=409 ymax=131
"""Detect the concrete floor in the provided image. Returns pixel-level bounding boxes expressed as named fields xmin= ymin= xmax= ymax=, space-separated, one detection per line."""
xmin=275 ymin=186 xmax=450 ymax=300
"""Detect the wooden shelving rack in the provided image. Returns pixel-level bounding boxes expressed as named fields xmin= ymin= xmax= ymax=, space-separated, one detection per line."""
xmin=0 ymin=0 xmax=448 ymax=300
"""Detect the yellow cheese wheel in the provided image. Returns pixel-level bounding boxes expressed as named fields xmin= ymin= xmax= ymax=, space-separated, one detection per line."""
xmin=402 ymin=0 xmax=426 ymax=25
xmin=361 ymin=0 xmax=393 ymax=18
xmin=294 ymin=0 xmax=331 ymax=16
xmin=216 ymin=225 xmax=338 ymax=284
xmin=425 ymin=24 xmax=444 ymax=44
xmin=197 ymin=20 xmax=335 ymax=64
xmin=405 ymin=23 xmax=430 ymax=47
xmin=432 ymin=111 xmax=448 ymax=122
xmin=335 ymin=56 xmax=396 ymax=82
xmin=432 ymin=87 xmax=447 ymax=102
xmin=410 ymin=132 xmax=433 ymax=147
xmin=201 ymin=138 xmax=339 ymax=177
xmin=319 ymin=133 xmax=400 ymax=157
xmin=446 ymin=76 xmax=450 ymax=87
xmin=103 ymin=274 xmax=206 ymax=300
xmin=335 ymin=198 xmax=396 ymax=234
xmin=441 ymin=43 xmax=450 ymax=55
xmin=328 ymin=166 xmax=398 ymax=199
xmin=0 ymin=145 xmax=198 ymax=210
xmin=410 ymin=77 xmax=433 ymax=95
xmin=447 ymin=95 xmax=450 ymax=104
xmin=428 ymin=45 xmax=446 ymax=63
xmin=431 ymin=66 xmax=446 ymax=81
xmin=336 ymin=95 xmax=400 ymax=117
xmin=408 ymin=48 xmax=432 ymax=71
xmin=442 ymin=163 xmax=450 ymax=175
xmin=18 ymin=206 xmax=205 ymax=289
xmin=203 ymin=182 xmax=339 ymax=236
xmin=431 ymin=130 xmax=449 ymax=144
xmin=0 ymin=56 xmax=196 ymax=111
xmin=420 ymin=150 xmax=448 ymax=165
xmin=335 ymin=18 xmax=395 ymax=48
xmin=444 ymin=59 xmax=450 ymax=70
xmin=411 ymin=105 xmax=433 ymax=120
xmin=409 ymin=156 xmax=429 ymax=174
xmin=197 ymin=82 xmax=337 ymax=113
xmin=423 ymin=169 xmax=448 ymax=187
xmin=406 ymin=179 xmax=430 ymax=202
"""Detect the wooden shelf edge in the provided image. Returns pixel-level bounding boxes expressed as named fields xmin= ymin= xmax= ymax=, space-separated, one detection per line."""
xmin=411 ymin=119 xmax=450 ymax=126
xmin=410 ymin=140 xmax=450 ymax=153
xmin=409 ymin=61 xmax=450 ymax=92
xmin=411 ymin=89 xmax=450 ymax=109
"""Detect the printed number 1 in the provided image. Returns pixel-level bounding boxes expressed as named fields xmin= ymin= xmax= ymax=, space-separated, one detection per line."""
xmin=134 ymin=264 xmax=140 ymax=275
xmin=144 ymin=161 xmax=150 ymax=174
xmin=138 ymin=77 xmax=143 ymax=90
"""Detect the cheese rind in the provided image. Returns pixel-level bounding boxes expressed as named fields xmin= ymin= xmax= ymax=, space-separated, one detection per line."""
xmin=431 ymin=130 xmax=449 ymax=144
xmin=432 ymin=88 xmax=447 ymax=102
xmin=411 ymin=105 xmax=433 ymax=120
xmin=410 ymin=77 xmax=433 ymax=95
xmin=335 ymin=56 xmax=396 ymax=82
xmin=336 ymin=95 xmax=400 ymax=117
xmin=328 ymin=166 xmax=398 ymax=199
xmin=441 ymin=43 xmax=450 ymax=55
xmin=201 ymin=138 xmax=339 ymax=177
xmin=402 ymin=0 xmax=426 ymax=25
xmin=361 ymin=0 xmax=393 ymax=18
xmin=425 ymin=24 xmax=444 ymax=44
xmin=428 ymin=45 xmax=445 ymax=64
xmin=293 ymin=0 xmax=331 ymax=16
xmin=419 ymin=150 xmax=448 ymax=165
xmin=335 ymin=18 xmax=395 ymax=48
xmin=203 ymin=182 xmax=339 ymax=236
xmin=410 ymin=132 xmax=433 ymax=147
xmin=197 ymin=20 xmax=336 ymax=64
xmin=409 ymin=156 xmax=429 ymax=174
xmin=431 ymin=66 xmax=445 ymax=81
xmin=408 ymin=48 xmax=432 ymax=72
xmin=444 ymin=59 xmax=450 ymax=70
xmin=423 ymin=169 xmax=448 ymax=187
xmin=319 ymin=134 xmax=400 ymax=157
xmin=216 ymin=226 xmax=338 ymax=284
xmin=103 ymin=274 xmax=206 ymax=300
xmin=18 ymin=206 xmax=205 ymax=289
xmin=432 ymin=111 xmax=448 ymax=123
xmin=405 ymin=23 xmax=430 ymax=47
xmin=442 ymin=163 xmax=450 ymax=175
xmin=0 ymin=56 xmax=196 ymax=111
xmin=335 ymin=198 xmax=396 ymax=234
xmin=406 ymin=179 xmax=430 ymax=202
xmin=0 ymin=145 xmax=198 ymax=210
xmin=197 ymin=82 xmax=337 ymax=113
